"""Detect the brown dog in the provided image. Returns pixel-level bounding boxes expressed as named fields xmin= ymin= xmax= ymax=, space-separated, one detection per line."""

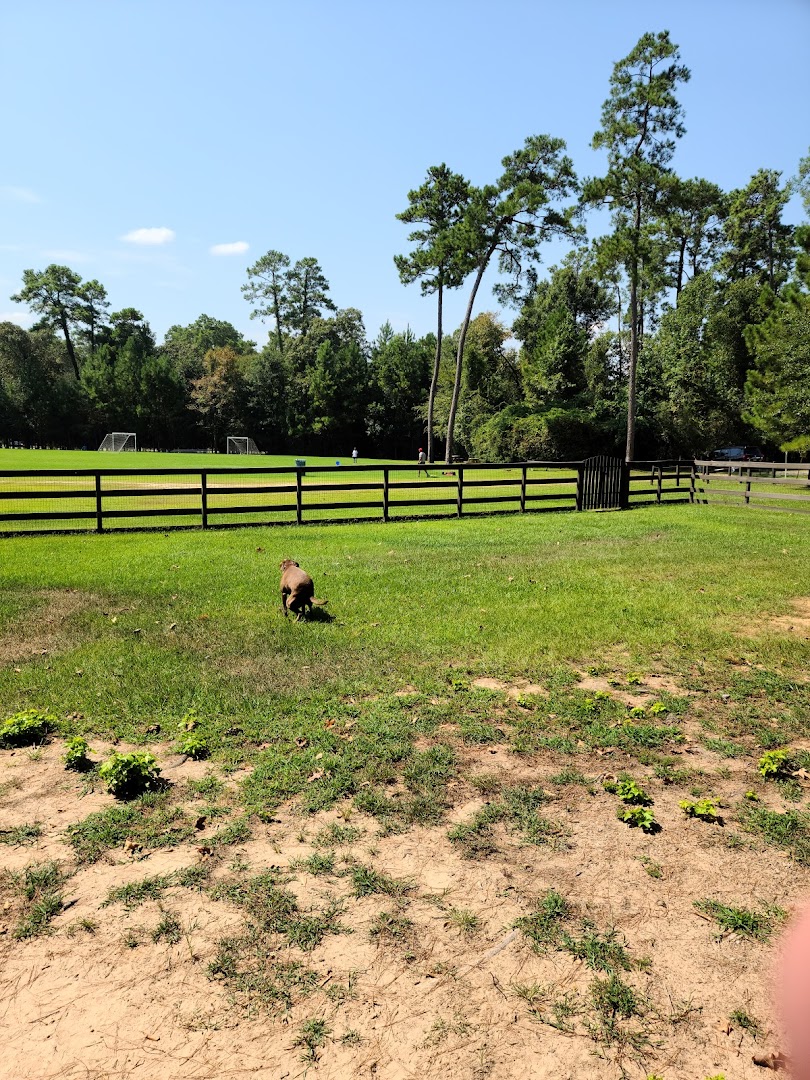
xmin=279 ymin=559 xmax=328 ymax=621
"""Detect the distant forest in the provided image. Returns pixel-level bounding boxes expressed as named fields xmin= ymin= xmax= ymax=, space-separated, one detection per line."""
xmin=2 ymin=31 xmax=808 ymax=463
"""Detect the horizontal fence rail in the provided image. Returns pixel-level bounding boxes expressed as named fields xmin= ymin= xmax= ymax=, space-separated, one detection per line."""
xmin=0 ymin=459 xmax=695 ymax=535
xmin=694 ymin=460 xmax=810 ymax=515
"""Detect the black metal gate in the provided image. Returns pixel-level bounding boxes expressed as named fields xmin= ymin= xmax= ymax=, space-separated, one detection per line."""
xmin=577 ymin=456 xmax=628 ymax=511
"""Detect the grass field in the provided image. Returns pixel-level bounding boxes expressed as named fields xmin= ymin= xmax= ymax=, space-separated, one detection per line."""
xmin=0 ymin=447 xmax=417 ymax=471
xmin=1 ymin=504 xmax=809 ymax=1078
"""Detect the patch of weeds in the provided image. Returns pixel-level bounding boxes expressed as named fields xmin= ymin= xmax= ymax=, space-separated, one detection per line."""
xmin=729 ymin=1008 xmax=763 ymax=1039
xmin=98 ymin=751 xmax=161 ymax=799
xmin=680 ymin=798 xmax=722 ymax=824
xmin=604 ymin=777 xmax=652 ymax=805
xmin=512 ymin=982 xmax=547 ymax=1009
xmin=467 ymin=772 xmax=502 ymax=795
xmin=351 ymin=865 xmax=410 ymax=898
xmin=549 ymin=767 xmax=589 ymax=786
xmin=0 ymin=823 xmax=42 ymax=846
xmin=67 ymin=793 xmax=196 ymax=863
xmin=63 ymin=735 xmax=93 ymax=771
xmin=401 ymin=744 xmax=456 ymax=824
xmin=0 ymin=710 xmax=55 ymax=748
xmin=185 ymin=775 xmax=225 ymax=800
xmin=777 ymin=779 xmax=804 ymax=803
xmin=548 ymin=991 xmax=581 ymax=1032
xmin=66 ymin=917 xmax=98 ymax=936
xmin=212 ymin=870 xmax=345 ymax=951
xmin=459 ymin=717 xmax=504 ymax=745
xmin=295 ymin=1018 xmax=331 ymax=1061
xmin=420 ymin=1011 xmax=472 ymax=1047
xmin=564 ymin=925 xmax=632 ymax=973
xmin=369 ymin=909 xmax=414 ymax=941
xmin=703 ymin=737 xmax=748 ymax=758
xmin=617 ymin=806 xmax=659 ymax=833
xmin=589 ymin=974 xmax=642 ymax=1046
xmin=341 ymin=1029 xmax=362 ymax=1046
xmin=152 ymin=910 xmax=182 ymax=944
xmin=7 ymin=860 xmax=65 ymax=939
xmin=448 ymin=908 xmax=480 ymax=934
xmin=740 ymin=805 xmax=810 ymax=864
xmin=178 ymin=732 xmax=208 ymax=759
xmin=638 ymin=856 xmax=662 ymax=879
xmin=502 ymin=785 xmax=564 ymax=845
xmin=325 ymin=971 xmax=359 ymax=1004
xmin=208 ymin=816 xmax=252 ymax=847
xmin=447 ymin=803 xmax=505 ymax=858
xmin=654 ymin=759 xmax=698 ymax=786
xmin=103 ymin=873 xmax=175 ymax=908
xmin=515 ymin=889 xmax=572 ymax=951
xmin=758 ymin=749 xmax=794 ymax=780
xmin=694 ymin=899 xmax=785 ymax=941
xmin=313 ymin=821 xmax=362 ymax=847
xmin=292 ymin=851 xmax=336 ymax=876
xmin=123 ymin=928 xmax=143 ymax=948
xmin=175 ymin=863 xmax=212 ymax=890
xmin=207 ymin=931 xmax=318 ymax=1011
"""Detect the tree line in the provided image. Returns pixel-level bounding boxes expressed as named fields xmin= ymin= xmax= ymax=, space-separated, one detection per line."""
xmin=2 ymin=30 xmax=808 ymax=462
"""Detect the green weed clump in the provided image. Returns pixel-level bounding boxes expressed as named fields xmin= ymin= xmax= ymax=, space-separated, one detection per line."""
xmin=0 ymin=710 xmax=55 ymax=748
xmin=617 ymin=806 xmax=658 ymax=833
xmin=758 ymin=749 xmax=793 ymax=779
xmin=7 ymin=861 xmax=65 ymax=939
xmin=63 ymin=735 xmax=92 ymax=771
xmin=680 ymin=798 xmax=722 ymax=823
xmin=99 ymin=751 xmax=161 ymax=798
xmin=694 ymin=898 xmax=785 ymax=941
xmin=67 ymin=794 xmax=195 ymax=863
xmin=740 ymin=805 xmax=810 ymax=864
xmin=178 ymin=732 xmax=208 ymax=759
xmin=0 ymin=823 xmax=42 ymax=846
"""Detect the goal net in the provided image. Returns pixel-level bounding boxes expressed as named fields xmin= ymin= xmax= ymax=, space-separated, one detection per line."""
xmin=227 ymin=436 xmax=259 ymax=455
xmin=98 ymin=432 xmax=137 ymax=452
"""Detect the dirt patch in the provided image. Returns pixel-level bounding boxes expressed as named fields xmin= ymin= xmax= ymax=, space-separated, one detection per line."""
xmin=0 ymin=742 xmax=799 ymax=1079
xmin=739 ymin=597 xmax=810 ymax=639
xmin=472 ymin=677 xmax=547 ymax=698
xmin=0 ymin=589 xmax=101 ymax=667
xmin=576 ymin=672 xmax=694 ymax=706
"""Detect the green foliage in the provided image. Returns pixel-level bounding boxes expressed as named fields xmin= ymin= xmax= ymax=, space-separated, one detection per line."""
xmin=515 ymin=889 xmax=572 ymax=950
xmin=178 ymin=732 xmax=208 ymax=759
xmin=351 ymin=866 xmax=410 ymax=898
xmin=0 ymin=710 xmax=55 ymax=748
xmin=617 ymin=806 xmax=658 ymax=833
xmin=10 ymin=861 xmax=65 ymax=939
xmin=614 ymin=778 xmax=652 ymax=805
xmin=63 ymin=735 xmax=91 ymax=770
xmin=152 ymin=911 xmax=182 ymax=945
xmin=680 ymin=798 xmax=721 ymax=823
xmin=67 ymin=794 xmax=195 ymax=863
xmin=294 ymin=1018 xmax=331 ymax=1062
xmin=98 ymin=751 xmax=161 ymax=798
xmin=757 ymin=749 xmax=793 ymax=779
xmin=0 ymin=823 xmax=42 ymax=846
xmin=694 ymin=898 xmax=785 ymax=940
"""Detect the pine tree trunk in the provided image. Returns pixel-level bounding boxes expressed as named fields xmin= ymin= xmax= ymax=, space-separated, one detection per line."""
xmin=626 ymin=273 xmax=638 ymax=463
xmin=60 ymin=313 xmax=80 ymax=379
xmin=445 ymin=242 xmax=497 ymax=465
xmin=426 ymin=282 xmax=443 ymax=463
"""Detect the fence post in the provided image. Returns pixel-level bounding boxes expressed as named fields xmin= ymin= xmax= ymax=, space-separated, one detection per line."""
xmin=619 ymin=462 xmax=630 ymax=509
xmin=201 ymin=471 xmax=208 ymax=529
xmin=744 ymin=479 xmax=751 ymax=506
xmin=94 ymin=473 xmax=103 ymax=533
xmin=520 ymin=465 xmax=527 ymax=512
xmin=296 ymin=469 xmax=303 ymax=525
xmin=457 ymin=466 xmax=464 ymax=518
xmin=382 ymin=469 xmax=389 ymax=522
xmin=575 ymin=463 xmax=584 ymax=511
xmin=656 ymin=467 xmax=662 ymax=504
xmin=689 ymin=462 xmax=696 ymax=504
xmin=676 ymin=461 xmax=681 ymax=488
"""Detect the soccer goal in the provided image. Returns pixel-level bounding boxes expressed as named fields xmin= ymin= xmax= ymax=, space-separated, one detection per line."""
xmin=98 ymin=432 xmax=137 ymax=452
xmin=227 ymin=436 xmax=260 ymax=455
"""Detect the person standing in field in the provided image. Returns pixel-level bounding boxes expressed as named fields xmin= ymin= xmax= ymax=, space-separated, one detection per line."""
xmin=352 ymin=447 xmax=358 ymax=465
xmin=417 ymin=447 xmax=430 ymax=477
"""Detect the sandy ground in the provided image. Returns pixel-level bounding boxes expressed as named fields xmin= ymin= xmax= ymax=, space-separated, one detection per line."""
xmin=1 ymin=712 xmax=802 ymax=1080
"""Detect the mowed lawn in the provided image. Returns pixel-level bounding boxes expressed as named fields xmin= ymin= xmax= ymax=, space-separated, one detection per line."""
xmin=2 ymin=504 xmax=810 ymax=1080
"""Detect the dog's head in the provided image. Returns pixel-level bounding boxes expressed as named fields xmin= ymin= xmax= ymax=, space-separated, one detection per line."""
xmin=279 ymin=559 xmax=299 ymax=572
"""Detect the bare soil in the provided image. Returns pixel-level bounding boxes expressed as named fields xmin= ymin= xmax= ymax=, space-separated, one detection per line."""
xmin=1 ymin=735 xmax=800 ymax=1080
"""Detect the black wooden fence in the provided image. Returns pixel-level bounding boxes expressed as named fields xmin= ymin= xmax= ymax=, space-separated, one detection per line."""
xmin=0 ymin=459 xmax=693 ymax=535
xmin=694 ymin=460 xmax=810 ymax=515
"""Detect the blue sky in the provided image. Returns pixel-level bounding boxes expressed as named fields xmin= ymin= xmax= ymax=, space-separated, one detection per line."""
xmin=1 ymin=0 xmax=808 ymax=347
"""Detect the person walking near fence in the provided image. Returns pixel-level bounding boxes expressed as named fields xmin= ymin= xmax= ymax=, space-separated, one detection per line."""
xmin=417 ymin=447 xmax=430 ymax=478
xmin=352 ymin=448 xmax=358 ymax=465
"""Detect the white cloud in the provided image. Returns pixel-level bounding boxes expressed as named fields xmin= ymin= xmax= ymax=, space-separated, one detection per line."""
xmin=210 ymin=240 xmax=249 ymax=256
xmin=121 ymin=226 xmax=175 ymax=246
xmin=0 ymin=310 xmax=36 ymax=328
xmin=0 ymin=186 xmax=41 ymax=203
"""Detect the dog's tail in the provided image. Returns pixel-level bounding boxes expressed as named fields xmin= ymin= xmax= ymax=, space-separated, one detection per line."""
xmin=311 ymin=597 xmax=328 ymax=607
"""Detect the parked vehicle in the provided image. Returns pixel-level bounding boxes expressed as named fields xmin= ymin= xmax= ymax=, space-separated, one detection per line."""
xmin=711 ymin=446 xmax=764 ymax=462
